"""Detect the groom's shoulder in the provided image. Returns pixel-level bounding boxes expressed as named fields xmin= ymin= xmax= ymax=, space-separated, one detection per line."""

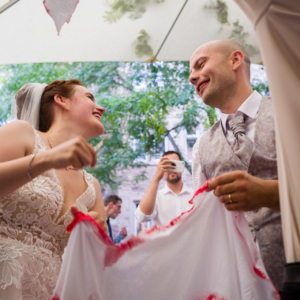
xmin=259 ymin=95 xmax=275 ymax=113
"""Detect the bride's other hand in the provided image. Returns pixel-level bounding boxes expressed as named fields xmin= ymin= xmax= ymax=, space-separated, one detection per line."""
xmin=86 ymin=211 xmax=107 ymax=230
xmin=70 ymin=206 xmax=80 ymax=216
xmin=47 ymin=136 xmax=97 ymax=169
xmin=70 ymin=206 xmax=107 ymax=232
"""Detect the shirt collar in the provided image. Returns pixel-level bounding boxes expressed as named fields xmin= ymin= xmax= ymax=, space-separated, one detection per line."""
xmin=161 ymin=184 xmax=190 ymax=195
xmin=220 ymin=91 xmax=262 ymax=133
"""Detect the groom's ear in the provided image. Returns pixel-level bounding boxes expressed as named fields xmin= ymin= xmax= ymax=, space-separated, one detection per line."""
xmin=53 ymin=94 xmax=70 ymax=111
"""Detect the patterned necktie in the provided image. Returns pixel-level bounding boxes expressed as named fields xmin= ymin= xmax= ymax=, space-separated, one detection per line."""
xmin=228 ymin=114 xmax=253 ymax=167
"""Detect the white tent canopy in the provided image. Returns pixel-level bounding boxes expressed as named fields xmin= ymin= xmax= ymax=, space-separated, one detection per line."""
xmin=0 ymin=0 xmax=261 ymax=64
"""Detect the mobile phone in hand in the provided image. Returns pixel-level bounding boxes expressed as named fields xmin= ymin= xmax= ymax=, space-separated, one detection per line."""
xmin=167 ymin=160 xmax=185 ymax=173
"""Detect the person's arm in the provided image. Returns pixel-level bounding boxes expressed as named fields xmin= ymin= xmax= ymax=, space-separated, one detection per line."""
xmin=113 ymin=234 xmax=123 ymax=244
xmin=139 ymin=157 xmax=175 ymax=215
xmin=0 ymin=120 xmax=97 ymax=199
xmin=0 ymin=121 xmax=51 ymax=198
xmin=113 ymin=228 xmax=127 ymax=244
xmin=208 ymin=171 xmax=280 ymax=211
xmin=135 ymin=203 xmax=158 ymax=222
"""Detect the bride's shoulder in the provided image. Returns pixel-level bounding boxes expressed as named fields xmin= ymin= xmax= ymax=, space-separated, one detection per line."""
xmin=0 ymin=120 xmax=34 ymax=138
xmin=0 ymin=120 xmax=35 ymax=157
xmin=1 ymin=119 xmax=33 ymax=130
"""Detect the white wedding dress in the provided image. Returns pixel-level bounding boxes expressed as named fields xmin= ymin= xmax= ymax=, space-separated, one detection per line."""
xmin=0 ymin=129 xmax=96 ymax=300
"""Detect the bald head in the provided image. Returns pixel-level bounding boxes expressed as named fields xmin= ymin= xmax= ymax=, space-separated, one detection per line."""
xmin=189 ymin=39 xmax=254 ymax=112
xmin=192 ymin=39 xmax=251 ymax=79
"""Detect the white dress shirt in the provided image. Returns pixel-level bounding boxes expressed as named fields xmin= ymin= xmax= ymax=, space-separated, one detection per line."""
xmin=192 ymin=91 xmax=263 ymax=190
xmin=135 ymin=184 xmax=194 ymax=226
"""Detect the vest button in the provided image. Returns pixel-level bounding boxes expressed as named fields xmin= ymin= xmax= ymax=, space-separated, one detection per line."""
xmin=254 ymin=225 xmax=260 ymax=231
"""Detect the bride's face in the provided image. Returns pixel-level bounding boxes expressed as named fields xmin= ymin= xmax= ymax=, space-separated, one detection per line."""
xmin=69 ymin=85 xmax=105 ymax=139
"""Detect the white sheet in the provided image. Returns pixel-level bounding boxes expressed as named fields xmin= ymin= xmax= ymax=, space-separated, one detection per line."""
xmin=53 ymin=183 xmax=279 ymax=300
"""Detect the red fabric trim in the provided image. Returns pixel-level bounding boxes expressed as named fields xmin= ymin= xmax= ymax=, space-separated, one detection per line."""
xmin=191 ymin=294 xmax=227 ymax=300
xmin=253 ymin=265 xmax=280 ymax=300
xmin=52 ymin=296 xmax=60 ymax=300
xmin=206 ymin=295 xmax=227 ymax=300
xmin=232 ymin=210 xmax=279 ymax=296
xmin=104 ymin=237 xmax=144 ymax=267
xmin=67 ymin=211 xmax=115 ymax=246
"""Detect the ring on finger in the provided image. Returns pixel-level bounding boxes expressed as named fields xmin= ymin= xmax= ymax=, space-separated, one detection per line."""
xmin=228 ymin=193 xmax=233 ymax=203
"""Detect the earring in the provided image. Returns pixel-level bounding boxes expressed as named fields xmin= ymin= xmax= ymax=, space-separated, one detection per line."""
xmin=66 ymin=106 xmax=70 ymax=110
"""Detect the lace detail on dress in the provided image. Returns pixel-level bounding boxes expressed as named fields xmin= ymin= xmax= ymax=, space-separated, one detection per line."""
xmin=0 ymin=127 xmax=96 ymax=299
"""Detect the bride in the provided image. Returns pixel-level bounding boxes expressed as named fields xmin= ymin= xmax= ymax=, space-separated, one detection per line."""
xmin=0 ymin=79 xmax=107 ymax=299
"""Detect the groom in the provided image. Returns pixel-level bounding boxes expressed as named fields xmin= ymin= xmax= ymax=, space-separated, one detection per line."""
xmin=190 ymin=39 xmax=285 ymax=290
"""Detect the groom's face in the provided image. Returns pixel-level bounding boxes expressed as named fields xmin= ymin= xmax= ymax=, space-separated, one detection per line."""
xmin=189 ymin=43 xmax=234 ymax=109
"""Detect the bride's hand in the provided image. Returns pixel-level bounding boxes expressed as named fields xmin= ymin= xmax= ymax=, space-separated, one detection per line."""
xmin=70 ymin=206 xmax=107 ymax=233
xmin=47 ymin=136 xmax=97 ymax=169
xmin=87 ymin=211 xmax=107 ymax=232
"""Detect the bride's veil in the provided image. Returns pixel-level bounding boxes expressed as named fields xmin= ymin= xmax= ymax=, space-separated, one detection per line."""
xmin=10 ymin=83 xmax=47 ymax=130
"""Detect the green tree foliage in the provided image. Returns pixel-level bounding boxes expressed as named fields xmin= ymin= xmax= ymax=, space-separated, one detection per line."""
xmin=0 ymin=61 xmax=216 ymax=190
xmin=251 ymin=80 xmax=269 ymax=96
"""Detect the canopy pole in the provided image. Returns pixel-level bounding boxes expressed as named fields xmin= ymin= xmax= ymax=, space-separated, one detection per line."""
xmin=150 ymin=0 xmax=189 ymax=63
xmin=0 ymin=0 xmax=20 ymax=14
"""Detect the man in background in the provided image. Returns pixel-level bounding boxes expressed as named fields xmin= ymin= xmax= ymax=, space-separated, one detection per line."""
xmin=136 ymin=151 xmax=194 ymax=226
xmin=104 ymin=195 xmax=127 ymax=244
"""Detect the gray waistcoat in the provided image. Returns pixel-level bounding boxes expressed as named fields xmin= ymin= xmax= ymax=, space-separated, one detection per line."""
xmin=198 ymin=97 xmax=285 ymax=290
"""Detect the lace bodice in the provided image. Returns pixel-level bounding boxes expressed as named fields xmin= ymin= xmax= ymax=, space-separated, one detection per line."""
xmin=0 ymin=129 xmax=97 ymax=299
xmin=0 ymin=129 xmax=96 ymax=255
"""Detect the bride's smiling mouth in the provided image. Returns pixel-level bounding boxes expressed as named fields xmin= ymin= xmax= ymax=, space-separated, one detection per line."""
xmin=92 ymin=112 xmax=102 ymax=121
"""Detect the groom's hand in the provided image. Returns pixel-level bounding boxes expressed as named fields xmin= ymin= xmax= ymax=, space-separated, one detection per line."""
xmin=207 ymin=171 xmax=280 ymax=212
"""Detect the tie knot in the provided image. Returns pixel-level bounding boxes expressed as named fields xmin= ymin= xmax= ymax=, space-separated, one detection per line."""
xmin=228 ymin=114 xmax=246 ymax=138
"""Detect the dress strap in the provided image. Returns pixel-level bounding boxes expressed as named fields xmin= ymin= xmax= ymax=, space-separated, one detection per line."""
xmin=83 ymin=170 xmax=97 ymax=209
xmin=31 ymin=125 xmax=47 ymax=154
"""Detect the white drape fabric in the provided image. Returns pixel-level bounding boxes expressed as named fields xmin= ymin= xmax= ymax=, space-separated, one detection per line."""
xmin=234 ymin=0 xmax=300 ymax=264
xmin=53 ymin=185 xmax=279 ymax=300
